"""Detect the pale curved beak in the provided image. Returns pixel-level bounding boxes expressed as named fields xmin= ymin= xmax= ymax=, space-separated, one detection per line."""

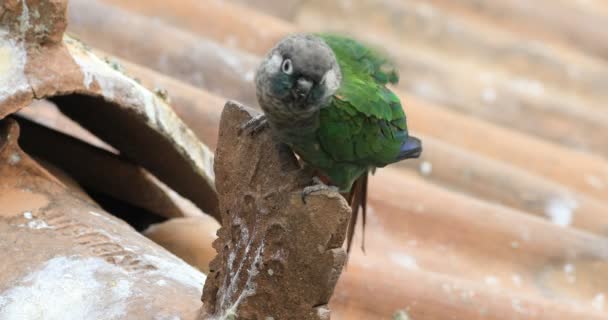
xmin=294 ymin=78 xmax=313 ymax=101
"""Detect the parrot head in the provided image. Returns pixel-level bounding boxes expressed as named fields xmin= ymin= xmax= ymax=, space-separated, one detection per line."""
xmin=255 ymin=34 xmax=342 ymax=122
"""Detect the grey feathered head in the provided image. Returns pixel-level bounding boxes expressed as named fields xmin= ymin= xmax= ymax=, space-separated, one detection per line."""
xmin=255 ymin=34 xmax=342 ymax=121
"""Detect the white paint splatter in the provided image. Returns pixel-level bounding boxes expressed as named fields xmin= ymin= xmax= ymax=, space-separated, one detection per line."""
xmin=390 ymin=252 xmax=419 ymax=270
xmin=18 ymin=0 xmax=31 ymax=35
xmin=419 ymin=161 xmax=432 ymax=176
xmin=564 ymin=263 xmax=576 ymax=284
xmin=592 ymin=293 xmax=605 ymax=311
xmin=544 ymin=197 xmax=577 ymax=227
xmin=244 ymin=70 xmax=255 ymax=82
xmin=17 ymin=214 xmax=53 ymax=230
xmin=0 ymin=256 xmax=131 ymax=320
xmin=510 ymin=78 xmax=545 ymax=97
xmin=112 ymin=279 xmax=132 ymax=301
xmin=484 ymin=276 xmax=500 ymax=286
xmin=66 ymin=37 xmax=150 ymax=105
xmin=227 ymin=251 xmax=236 ymax=272
xmin=0 ymin=29 xmax=29 ymax=104
xmin=412 ymin=81 xmax=440 ymax=99
xmin=27 ymin=219 xmax=51 ymax=229
xmin=154 ymin=315 xmax=181 ymax=320
xmin=481 ymin=87 xmax=497 ymax=104
xmin=142 ymin=254 xmax=206 ymax=290
xmin=214 ymin=242 xmax=265 ymax=320
xmin=8 ymin=153 xmax=21 ymax=165
xmin=393 ymin=309 xmax=411 ymax=320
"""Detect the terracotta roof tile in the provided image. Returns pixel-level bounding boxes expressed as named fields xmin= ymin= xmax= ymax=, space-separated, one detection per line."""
xmin=2 ymin=0 xmax=608 ymax=318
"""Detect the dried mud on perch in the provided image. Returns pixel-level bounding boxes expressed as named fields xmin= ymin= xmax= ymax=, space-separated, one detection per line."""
xmin=202 ymin=101 xmax=350 ymax=320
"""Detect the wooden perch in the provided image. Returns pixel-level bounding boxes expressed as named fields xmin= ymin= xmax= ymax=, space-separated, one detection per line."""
xmin=202 ymin=101 xmax=349 ymax=319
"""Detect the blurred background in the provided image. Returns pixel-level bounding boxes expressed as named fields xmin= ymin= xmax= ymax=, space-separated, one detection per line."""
xmin=23 ymin=0 xmax=608 ymax=319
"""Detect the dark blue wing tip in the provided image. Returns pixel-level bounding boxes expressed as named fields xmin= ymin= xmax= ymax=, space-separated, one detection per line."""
xmin=398 ymin=136 xmax=422 ymax=160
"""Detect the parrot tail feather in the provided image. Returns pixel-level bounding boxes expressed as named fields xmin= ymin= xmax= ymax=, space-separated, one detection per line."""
xmin=345 ymin=173 xmax=368 ymax=260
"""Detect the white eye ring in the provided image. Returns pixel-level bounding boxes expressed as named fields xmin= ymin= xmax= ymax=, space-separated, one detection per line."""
xmin=281 ymin=59 xmax=293 ymax=75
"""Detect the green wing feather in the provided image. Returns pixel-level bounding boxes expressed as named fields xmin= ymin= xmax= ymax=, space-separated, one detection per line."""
xmin=311 ymin=34 xmax=410 ymax=256
xmin=317 ymin=33 xmax=399 ymax=85
xmin=315 ymin=34 xmax=408 ymax=168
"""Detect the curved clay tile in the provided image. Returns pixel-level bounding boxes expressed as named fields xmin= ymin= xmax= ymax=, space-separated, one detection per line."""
xmin=398 ymin=134 xmax=608 ymax=236
xmin=426 ymin=0 xmax=608 ymax=60
xmin=143 ymin=215 xmax=221 ymax=274
xmin=0 ymin=118 xmax=206 ymax=319
xmin=66 ymin=0 xmax=260 ymax=106
xmin=14 ymin=114 xmax=195 ymax=219
xmin=99 ymin=0 xmax=294 ymax=55
xmin=3 ymin=0 xmax=608 ymax=319
xmin=0 ymin=0 xmax=218 ymax=219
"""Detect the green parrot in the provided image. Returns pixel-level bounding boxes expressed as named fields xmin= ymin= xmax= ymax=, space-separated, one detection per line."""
xmin=244 ymin=33 xmax=422 ymax=253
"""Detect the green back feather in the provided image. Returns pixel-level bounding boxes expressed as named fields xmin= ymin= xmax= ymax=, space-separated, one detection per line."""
xmin=288 ymin=34 xmax=410 ymax=191
xmin=317 ymin=33 xmax=399 ymax=85
xmin=317 ymin=34 xmax=408 ymax=164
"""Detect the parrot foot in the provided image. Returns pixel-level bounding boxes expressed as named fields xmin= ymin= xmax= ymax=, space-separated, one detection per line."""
xmin=239 ymin=114 xmax=269 ymax=136
xmin=301 ymin=177 xmax=339 ymax=204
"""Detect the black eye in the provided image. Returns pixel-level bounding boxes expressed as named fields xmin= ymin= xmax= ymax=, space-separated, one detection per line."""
xmin=281 ymin=59 xmax=293 ymax=75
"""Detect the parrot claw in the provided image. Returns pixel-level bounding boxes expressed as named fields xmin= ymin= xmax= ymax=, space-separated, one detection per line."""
xmin=239 ymin=114 xmax=269 ymax=136
xmin=301 ymin=177 xmax=339 ymax=204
